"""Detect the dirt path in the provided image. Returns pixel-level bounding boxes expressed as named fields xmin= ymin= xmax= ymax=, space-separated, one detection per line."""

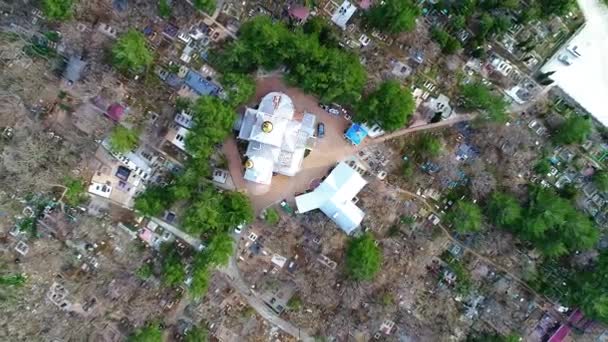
xmin=362 ymin=113 xmax=474 ymax=146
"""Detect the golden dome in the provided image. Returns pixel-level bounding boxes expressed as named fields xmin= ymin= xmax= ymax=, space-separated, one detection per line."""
xmin=261 ymin=120 xmax=273 ymax=133
xmin=245 ymin=159 xmax=254 ymax=169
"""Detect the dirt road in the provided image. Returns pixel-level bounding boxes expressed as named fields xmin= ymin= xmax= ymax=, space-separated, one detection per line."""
xmin=219 ymin=257 xmax=314 ymax=341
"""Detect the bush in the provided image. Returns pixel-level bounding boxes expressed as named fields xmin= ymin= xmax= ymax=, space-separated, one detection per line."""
xmin=265 ymin=208 xmax=280 ymax=225
xmin=345 ymin=233 xmax=382 ymax=281
xmin=108 ymin=126 xmax=138 ymax=153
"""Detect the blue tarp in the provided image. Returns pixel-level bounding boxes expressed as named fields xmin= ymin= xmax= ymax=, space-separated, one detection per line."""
xmin=344 ymin=124 xmax=368 ymax=145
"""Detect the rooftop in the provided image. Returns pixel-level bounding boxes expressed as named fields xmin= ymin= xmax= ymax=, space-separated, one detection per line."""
xmin=238 ymin=92 xmax=316 ymax=185
xmin=331 ymin=1 xmax=357 ymax=29
xmin=295 ymin=162 xmax=367 ymax=234
xmin=184 ymin=69 xmax=221 ymax=96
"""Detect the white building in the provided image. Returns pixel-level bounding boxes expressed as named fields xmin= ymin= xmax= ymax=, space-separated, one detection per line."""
xmin=295 ymin=162 xmax=367 ymax=234
xmin=237 ymin=92 xmax=316 ymax=185
xmin=540 ymin=0 xmax=608 ymax=126
xmin=331 ymin=1 xmax=357 ymax=30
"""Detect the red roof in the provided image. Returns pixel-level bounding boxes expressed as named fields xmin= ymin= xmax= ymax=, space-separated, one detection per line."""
xmin=548 ymin=309 xmax=584 ymax=342
xmin=106 ymin=103 xmax=125 ymax=122
xmin=359 ymin=0 xmax=373 ymax=10
xmin=289 ymin=6 xmax=310 ymax=21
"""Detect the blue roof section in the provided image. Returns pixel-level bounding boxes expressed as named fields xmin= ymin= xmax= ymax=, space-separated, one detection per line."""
xmin=345 ymin=124 xmax=368 ymax=146
xmin=184 ymin=70 xmax=221 ymax=96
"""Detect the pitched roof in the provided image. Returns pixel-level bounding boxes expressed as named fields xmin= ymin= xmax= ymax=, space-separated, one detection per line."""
xmin=295 ymin=162 xmax=367 ymax=234
xmin=184 ymin=70 xmax=221 ymax=96
xmin=289 ymin=6 xmax=310 ymax=21
xmin=331 ymin=0 xmax=357 ymax=29
xmin=106 ymin=103 xmax=125 ymax=122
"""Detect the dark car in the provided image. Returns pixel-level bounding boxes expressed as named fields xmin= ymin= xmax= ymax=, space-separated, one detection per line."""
xmin=317 ymin=122 xmax=325 ymax=138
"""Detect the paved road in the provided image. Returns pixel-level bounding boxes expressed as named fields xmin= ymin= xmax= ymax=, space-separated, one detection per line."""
xmin=219 ymin=257 xmax=314 ymax=341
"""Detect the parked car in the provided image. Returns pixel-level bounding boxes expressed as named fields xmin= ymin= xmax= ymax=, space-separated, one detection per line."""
xmin=328 ymin=108 xmax=340 ymax=115
xmin=558 ymin=53 xmax=573 ymax=65
xmin=317 ymin=122 xmax=325 ymax=138
xmin=234 ymin=223 xmax=245 ymax=234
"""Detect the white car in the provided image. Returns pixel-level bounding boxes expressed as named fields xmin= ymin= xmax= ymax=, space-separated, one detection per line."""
xmin=328 ymin=108 xmax=340 ymax=115
xmin=558 ymin=53 xmax=573 ymax=66
xmin=234 ymin=223 xmax=245 ymax=234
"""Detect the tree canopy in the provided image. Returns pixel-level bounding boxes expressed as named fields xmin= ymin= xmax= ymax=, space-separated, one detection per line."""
xmin=161 ymin=244 xmax=186 ymax=287
xmin=42 ymin=0 xmax=73 ymax=21
xmin=413 ymin=133 xmax=443 ymax=160
xmin=214 ymin=16 xmax=366 ymax=103
xmin=518 ymin=187 xmax=598 ymax=257
xmin=485 ymin=191 xmax=522 ymax=229
xmin=63 ymin=176 xmax=87 ymax=206
xmin=553 ymin=115 xmax=592 ymax=145
xmin=345 ymin=233 xmax=382 ymax=281
xmin=185 ymin=96 xmax=236 ymax=160
xmin=111 ymin=30 xmax=153 ymax=73
xmin=594 ymin=170 xmax=608 ymax=192
xmin=108 ymin=125 xmax=139 ymax=153
xmin=365 ymin=0 xmax=420 ymax=34
xmin=446 ymin=201 xmax=483 ymax=233
xmin=128 ymin=323 xmax=163 ymax=342
xmin=158 ymin=0 xmax=172 ymax=18
xmin=193 ymin=0 xmax=216 ymax=13
xmin=182 ymin=188 xmax=253 ymax=235
xmin=184 ymin=326 xmax=209 ymax=342
xmin=220 ymin=73 xmax=255 ymax=108
xmin=431 ymin=28 xmax=462 ymax=54
xmin=355 ymin=80 xmax=414 ymax=131
xmin=459 ymin=82 xmax=508 ymax=123
xmin=134 ymin=185 xmax=174 ymax=217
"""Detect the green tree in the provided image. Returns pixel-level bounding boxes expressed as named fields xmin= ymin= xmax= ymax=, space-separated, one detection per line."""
xmin=534 ymin=158 xmax=551 ymax=175
xmin=203 ymin=233 xmax=234 ymax=266
xmin=186 ymin=97 xmax=236 ymax=159
xmin=128 ymin=323 xmax=163 ymax=342
xmin=355 ymin=80 xmax=414 ymax=131
xmin=431 ymin=28 xmax=462 ymax=54
xmin=184 ymin=326 xmax=209 ymax=342
xmin=485 ymin=192 xmax=522 ymax=229
xmin=158 ymin=0 xmax=171 ymax=18
xmin=554 ymin=115 xmax=592 ymax=145
xmin=220 ymin=73 xmax=255 ymax=107
xmin=63 ymin=176 xmax=87 ymax=206
xmin=134 ymin=185 xmax=174 ymax=217
xmin=189 ymin=266 xmax=211 ymax=298
xmin=193 ymin=0 xmax=216 ymax=14
xmin=111 ymin=30 xmax=153 ymax=73
xmin=539 ymin=0 xmax=574 ymax=18
xmin=345 ymin=233 xmax=382 ymax=281
xmin=402 ymin=160 xmax=414 ymax=177
xmin=221 ymin=191 xmax=254 ymax=230
xmin=183 ymin=190 xmax=253 ymax=235
xmin=108 ymin=125 xmax=138 ymax=153
xmin=42 ymin=0 xmax=73 ymax=21
xmin=365 ymin=0 xmax=420 ymax=34
xmin=459 ymin=82 xmax=508 ymax=123
xmin=136 ymin=263 xmax=153 ymax=280
xmin=413 ymin=133 xmax=442 ymax=160
xmin=594 ymin=170 xmax=608 ymax=192
xmin=303 ymin=17 xmax=340 ymax=47
xmin=161 ymin=245 xmax=186 ymax=287
xmin=265 ymin=208 xmax=280 ymax=225
xmin=446 ymin=201 xmax=483 ymax=233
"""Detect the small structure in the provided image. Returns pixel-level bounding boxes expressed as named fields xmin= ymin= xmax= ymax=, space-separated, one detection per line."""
xmin=261 ymin=283 xmax=295 ymax=315
xmin=288 ymin=5 xmax=310 ymax=24
xmin=64 ymin=55 xmax=86 ymax=85
xmin=237 ymin=92 xmax=316 ymax=186
xmin=426 ymin=94 xmax=453 ymax=119
xmin=178 ymin=69 xmax=222 ymax=98
xmin=105 ymin=103 xmax=126 ymax=122
xmin=331 ymin=1 xmax=357 ymax=30
xmin=295 ymin=162 xmax=367 ymax=234
xmin=344 ymin=124 xmax=368 ymax=146
xmin=389 ymin=60 xmax=412 ymax=79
